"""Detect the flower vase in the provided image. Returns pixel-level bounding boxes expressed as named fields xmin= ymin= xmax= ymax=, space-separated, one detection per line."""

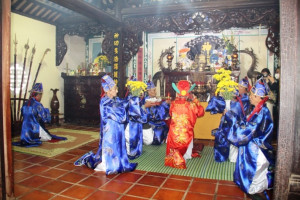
xmin=225 ymin=100 xmax=231 ymax=110
xmin=99 ymin=61 xmax=105 ymax=72
xmin=50 ymin=88 xmax=60 ymax=125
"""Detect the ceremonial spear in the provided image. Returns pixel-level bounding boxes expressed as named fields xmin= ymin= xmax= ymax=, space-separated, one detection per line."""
xmin=17 ymin=40 xmax=30 ymax=121
xmin=13 ymin=34 xmax=18 ymax=123
xmin=23 ymin=45 xmax=36 ymax=103
xmin=32 ymin=48 xmax=51 ymax=87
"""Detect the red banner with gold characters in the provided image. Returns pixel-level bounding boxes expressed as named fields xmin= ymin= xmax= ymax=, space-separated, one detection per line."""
xmin=137 ymin=48 xmax=143 ymax=81
xmin=113 ymin=32 xmax=120 ymax=85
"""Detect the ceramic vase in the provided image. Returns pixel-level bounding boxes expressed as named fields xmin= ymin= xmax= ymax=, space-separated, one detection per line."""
xmin=225 ymin=99 xmax=231 ymax=110
xmin=50 ymin=88 xmax=60 ymax=125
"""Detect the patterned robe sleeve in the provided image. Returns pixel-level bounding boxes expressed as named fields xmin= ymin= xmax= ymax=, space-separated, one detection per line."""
xmin=205 ymin=96 xmax=226 ymax=114
xmin=226 ymin=107 xmax=273 ymax=149
xmin=35 ymin=103 xmax=51 ymax=124
xmin=128 ymin=96 xmax=147 ymax=123
xmin=104 ymin=98 xmax=128 ymax=124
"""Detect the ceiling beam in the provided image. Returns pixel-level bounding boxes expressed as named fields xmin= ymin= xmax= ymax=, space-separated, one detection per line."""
xmin=49 ymin=0 xmax=122 ymax=26
xmin=122 ymin=0 xmax=279 ymax=17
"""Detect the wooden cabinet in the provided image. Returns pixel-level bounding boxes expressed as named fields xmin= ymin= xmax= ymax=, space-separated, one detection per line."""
xmin=61 ymin=73 xmax=106 ymax=125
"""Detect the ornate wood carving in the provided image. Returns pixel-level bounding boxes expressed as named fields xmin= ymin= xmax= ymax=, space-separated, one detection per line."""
xmin=56 ymin=6 xmax=279 ymax=71
xmin=56 ymin=6 xmax=277 ymax=69
xmin=122 ymin=29 xmax=143 ymax=66
xmin=158 ymin=46 xmax=175 ymax=71
xmin=266 ymin=25 xmax=280 ymax=57
xmin=101 ymin=31 xmax=114 ymax=63
xmin=56 ymin=22 xmax=109 ymax=66
xmin=124 ymin=7 xmax=279 ymax=34
xmin=118 ymin=7 xmax=279 ymax=65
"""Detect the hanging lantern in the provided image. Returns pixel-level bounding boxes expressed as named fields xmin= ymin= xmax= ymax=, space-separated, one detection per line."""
xmin=167 ymin=53 xmax=174 ymax=63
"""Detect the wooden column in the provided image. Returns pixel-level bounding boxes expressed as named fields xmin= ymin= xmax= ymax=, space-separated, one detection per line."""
xmin=1 ymin=0 xmax=14 ymax=199
xmin=112 ymin=28 xmax=126 ymax=98
xmin=119 ymin=29 xmax=126 ymax=98
xmin=288 ymin=1 xmax=300 ymax=199
xmin=293 ymin=0 xmax=300 ymax=176
xmin=274 ymin=0 xmax=299 ymax=199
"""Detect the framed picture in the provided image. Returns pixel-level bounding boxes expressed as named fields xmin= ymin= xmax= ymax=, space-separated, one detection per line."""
xmin=87 ymin=37 xmax=104 ymax=63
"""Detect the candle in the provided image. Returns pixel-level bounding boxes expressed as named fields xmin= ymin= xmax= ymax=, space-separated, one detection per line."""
xmin=167 ymin=92 xmax=170 ymax=100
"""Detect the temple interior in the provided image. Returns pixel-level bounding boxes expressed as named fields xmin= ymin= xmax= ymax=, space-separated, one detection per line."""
xmin=1 ymin=0 xmax=300 ymax=200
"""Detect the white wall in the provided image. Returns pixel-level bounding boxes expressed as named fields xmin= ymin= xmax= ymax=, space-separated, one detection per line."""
xmin=11 ymin=13 xmax=61 ymax=113
xmin=57 ymin=34 xmax=86 ymax=72
xmin=11 ymin=14 xmax=88 ymax=119
xmin=57 ymin=35 xmax=86 ymax=114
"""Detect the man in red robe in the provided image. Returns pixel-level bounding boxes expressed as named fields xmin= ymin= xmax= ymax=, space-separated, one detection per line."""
xmin=165 ymin=80 xmax=204 ymax=169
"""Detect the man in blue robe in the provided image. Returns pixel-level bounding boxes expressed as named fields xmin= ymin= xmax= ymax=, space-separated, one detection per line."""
xmin=207 ymin=77 xmax=250 ymax=162
xmin=124 ymin=77 xmax=148 ymax=160
xmin=226 ymin=78 xmax=274 ymax=199
xmin=142 ymin=81 xmax=170 ymax=145
xmin=227 ymin=77 xmax=251 ymax=162
xmin=74 ymin=75 xmax=137 ymax=175
xmin=13 ymin=83 xmax=67 ymax=147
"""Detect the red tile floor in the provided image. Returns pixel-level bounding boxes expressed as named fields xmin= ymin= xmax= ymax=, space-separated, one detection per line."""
xmin=11 ymin=124 xmax=259 ymax=200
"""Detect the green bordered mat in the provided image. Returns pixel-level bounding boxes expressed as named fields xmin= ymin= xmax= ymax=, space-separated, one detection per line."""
xmin=132 ymin=144 xmax=235 ymax=181
xmin=12 ymin=128 xmax=99 ymax=158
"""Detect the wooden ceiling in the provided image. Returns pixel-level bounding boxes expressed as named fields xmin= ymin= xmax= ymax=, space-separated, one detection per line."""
xmin=11 ymin=0 xmax=83 ymax=25
xmin=11 ymin=0 xmax=121 ymax=26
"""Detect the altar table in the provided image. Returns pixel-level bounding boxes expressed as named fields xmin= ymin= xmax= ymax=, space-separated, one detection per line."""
xmin=194 ymin=102 xmax=221 ymax=140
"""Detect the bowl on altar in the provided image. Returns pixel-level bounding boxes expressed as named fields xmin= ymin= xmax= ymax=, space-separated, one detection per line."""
xmin=146 ymin=97 xmax=162 ymax=105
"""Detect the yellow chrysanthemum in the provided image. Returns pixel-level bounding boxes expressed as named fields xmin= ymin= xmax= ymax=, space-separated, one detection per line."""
xmin=213 ymin=69 xmax=238 ymax=99
xmin=93 ymin=55 xmax=110 ymax=66
xmin=125 ymin=81 xmax=147 ymax=97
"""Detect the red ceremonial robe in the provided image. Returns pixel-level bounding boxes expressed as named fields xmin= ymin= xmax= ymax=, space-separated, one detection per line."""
xmin=165 ymin=97 xmax=204 ymax=169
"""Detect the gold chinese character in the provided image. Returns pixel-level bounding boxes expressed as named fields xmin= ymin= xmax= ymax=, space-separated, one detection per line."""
xmin=114 ymin=48 xmax=118 ymax=54
xmin=114 ymin=56 xmax=119 ymax=62
xmin=114 ymin=33 xmax=119 ymax=39
xmin=114 ymin=40 xmax=119 ymax=46
xmin=114 ymin=71 xmax=118 ymax=78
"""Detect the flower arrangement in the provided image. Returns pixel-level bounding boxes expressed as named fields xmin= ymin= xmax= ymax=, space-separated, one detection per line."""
xmin=213 ymin=68 xmax=238 ymax=100
xmin=126 ymin=81 xmax=147 ymax=97
xmin=93 ymin=54 xmax=110 ymax=71
xmin=222 ymin=32 xmax=238 ymax=55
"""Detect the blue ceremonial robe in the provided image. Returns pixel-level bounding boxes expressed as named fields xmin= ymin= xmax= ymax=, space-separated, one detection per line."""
xmin=205 ymin=96 xmax=226 ymax=114
xmin=212 ymin=94 xmax=250 ymax=162
xmin=226 ymin=106 xmax=274 ymax=194
xmin=13 ymin=98 xmax=67 ymax=147
xmin=143 ymin=96 xmax=170 ymax=145
xmin=126 ymin=96 xmax=148 ymax=159
xmin=74 ymin=95 xmax=137 ymax=175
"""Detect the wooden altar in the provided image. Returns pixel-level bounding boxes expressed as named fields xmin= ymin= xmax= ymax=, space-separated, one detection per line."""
xmin=160 ymin=70 xmax=239 ymax=140
xmin=159 ymin=70 xmax=240 ymax=101
xmin=194 ymin=102 xmax=222 ymax=140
